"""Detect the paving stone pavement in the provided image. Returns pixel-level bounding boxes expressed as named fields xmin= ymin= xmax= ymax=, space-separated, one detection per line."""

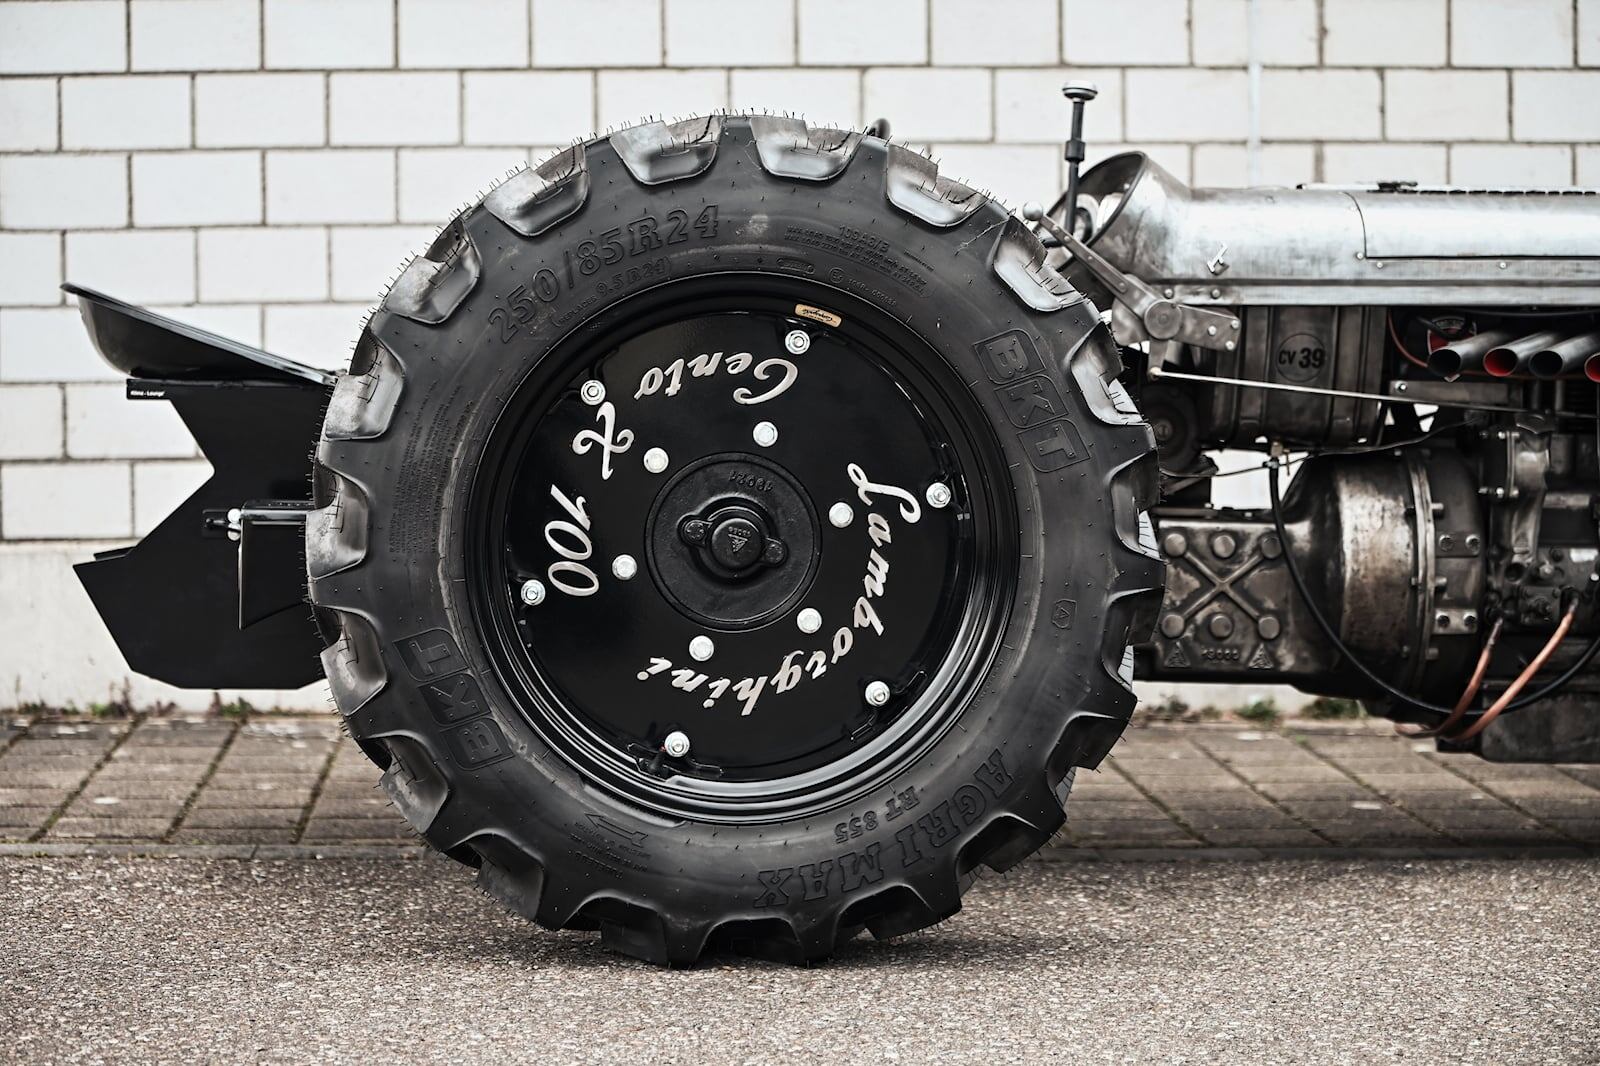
xmin=1 ymin=714 xmax=1598 ymax=854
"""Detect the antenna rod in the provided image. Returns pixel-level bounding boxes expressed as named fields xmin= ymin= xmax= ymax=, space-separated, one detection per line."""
xmin=1061 ymin=81 xmax=1099 ymax=239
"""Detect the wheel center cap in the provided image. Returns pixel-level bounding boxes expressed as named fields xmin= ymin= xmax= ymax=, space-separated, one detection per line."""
xmin=650 ymin=455 xmax=818 ymax=630
xmin=710 ymin=513 xmax=763 ymax=571
xmin=678 ymin=501 xmax=789 ymax=579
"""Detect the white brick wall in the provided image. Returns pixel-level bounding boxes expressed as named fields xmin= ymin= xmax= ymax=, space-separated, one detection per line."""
xmin=0 ymin=154 xmax=128 ymax=229
xmin=264 ymin=0 xmax=394 ymax=69
xmin=0 ymin=1 xmax=126 ymax=74
xmin=265 ymin=149 xmax=397 ymax=224
xmin=195 ymin=73 xmax=326 ymax=146
xmin=64 ymin=230 xmax=197 ymax=304
xmin=463 ymin=71 xmax=593 ymax=144
xmin=666 ymin=0 xmax=795 ymax=66
xmin=0 ymin=384 xmax=62 ymax=458
xmin=130 ymin=0 xmax=261 ymax=72
xmin=62 ymin=75 xmax=191 ymax=150
xmin=0 ymin=79 xmax=57 ymax=150
xmin=863 ymin=67 xmax=992 ymax=140
xmin=0 ymin=0 xmax=1597 ymax=708
xmin=1452 ymin=0 xmax=1573 ymax=67
xmin=0 ymin=231 xmax=62 ymax=305
xmin=932 ymin=0 xmax=1059 ymax=66
xmin=1 ymin=461 xmax=131 ymax=538
xmin=1193 ymin=0 xmax=1319 ymax=67
xmin=330 ymin=71 xmax=461 ymax=145
xmin=1385 ymin=69 xmax=1509 ymax=141
xmin=197 ymin=227 xmax=328 ymax=302
xmin=132 ymin=151 xmax=263 ymax=226
xmin=399 ymin=0 xmax=529 ymax=69
xmin=1323 ymin=0 xmax=1447 ymax=66
xmin=398 ymin=146 xmax=531 ymax=221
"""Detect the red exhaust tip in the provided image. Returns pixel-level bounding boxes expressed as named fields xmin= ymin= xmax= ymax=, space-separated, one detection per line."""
xmin=1483 ymin=347 xmax=1519 ymax=377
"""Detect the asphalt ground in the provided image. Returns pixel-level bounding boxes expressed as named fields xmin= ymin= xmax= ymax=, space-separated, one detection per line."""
xmin=1 ymin=854 xmax=1596 ymax=1065
xmin=4 ymin=717 xmax=1599 ymax=1063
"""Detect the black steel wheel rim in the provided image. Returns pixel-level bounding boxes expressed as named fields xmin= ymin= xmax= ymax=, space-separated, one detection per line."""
xmin=466 ymin=275 xmax=1018 ymax=822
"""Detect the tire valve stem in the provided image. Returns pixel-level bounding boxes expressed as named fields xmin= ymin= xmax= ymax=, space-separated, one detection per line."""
xmin=864 ymin=680 xmax=892 ymax=707
xmin=663 ymin=730 xmax=691 ymax=758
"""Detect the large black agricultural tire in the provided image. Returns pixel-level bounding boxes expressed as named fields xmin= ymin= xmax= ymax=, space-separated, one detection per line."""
xmin=306 ymin=115 xmax=1163 ymax=965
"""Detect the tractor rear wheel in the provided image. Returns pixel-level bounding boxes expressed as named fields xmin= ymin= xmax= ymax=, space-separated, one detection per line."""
xmin=307 ymin=115 xmax=1162 ymax=964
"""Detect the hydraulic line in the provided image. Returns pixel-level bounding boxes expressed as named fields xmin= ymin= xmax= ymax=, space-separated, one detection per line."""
xmin=1265 ymin=458 xmax=1600 ymax=724
xmin=1449 ymin=601 xmax=1579 ymax=743
xmin=1397 ymin=616 xmax=1503 ymax=738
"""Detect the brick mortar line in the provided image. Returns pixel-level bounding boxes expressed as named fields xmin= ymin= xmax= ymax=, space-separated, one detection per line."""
xmin=28 ymin=714 xmax=140 ymax=843
xmin=160 ymin=716 xmax=242 ymax=843
xmin=1188 ymin=739 xmax=1337 ymax=845
xmin=1102 ymin=743 xmax=1209 ymax=845
xmin=1422 ymin=753 xmax=1589 ymax=844
xmin=292 ymin=719 xmax=345 ymax=844
xmin=1286 ymin=733 xmax=1467 ymax=845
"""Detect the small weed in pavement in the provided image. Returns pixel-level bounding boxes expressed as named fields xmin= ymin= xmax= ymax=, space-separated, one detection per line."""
xmin=209 ymin=695 xmax=257 ymax=719
xmin=1304 ymin=697 xmax=1364 ymax=720
xmin=1237 ymin=698 xmax=1281 ymax=725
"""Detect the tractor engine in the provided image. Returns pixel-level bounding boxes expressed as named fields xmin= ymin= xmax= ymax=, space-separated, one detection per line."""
xmin=1048 ymin=152 xmax=1600 ymax=758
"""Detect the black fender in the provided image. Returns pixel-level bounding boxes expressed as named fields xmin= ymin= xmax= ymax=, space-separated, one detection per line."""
xmin=67 ymin=284 xmax=332 ymax=689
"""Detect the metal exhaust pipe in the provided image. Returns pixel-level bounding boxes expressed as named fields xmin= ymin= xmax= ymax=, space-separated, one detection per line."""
xmin=1484 ymin=329 xmax=1575 ymax=377
xmin=1526 ymin=327 xmax=1600 ymax=378
xmin=1428 ymin=328 xmax=1520 ymax=379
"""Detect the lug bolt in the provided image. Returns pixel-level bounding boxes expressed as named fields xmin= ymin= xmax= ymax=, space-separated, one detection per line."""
xmin=689 ymin=635 xmax=715 ymax=662
xmin=580 ymin=379 xmax=606 ymax=405
xmin=753 ymin=421 xmax=779 ymax=447
xmin=784 ymin=330 xmax=811 ymax=355
xmin=663 ymin=730 xmax=691 ymax=758
xmin=864 ymin=680 xmax=891 ymax=706
xmin=828 ymin=502 xmax=855 ymax=528
xmin=643 ymin=447 xmax=670 ymax=474
xmin=519 ymin=579 xmax=546 ymax=606
xmin=797 ymin=608 xmax=822 ymax=634
xmin=612 ymin=554 xmax=637 ymax=581
xmin=925 ymin=482 xmax=952 ymax=509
